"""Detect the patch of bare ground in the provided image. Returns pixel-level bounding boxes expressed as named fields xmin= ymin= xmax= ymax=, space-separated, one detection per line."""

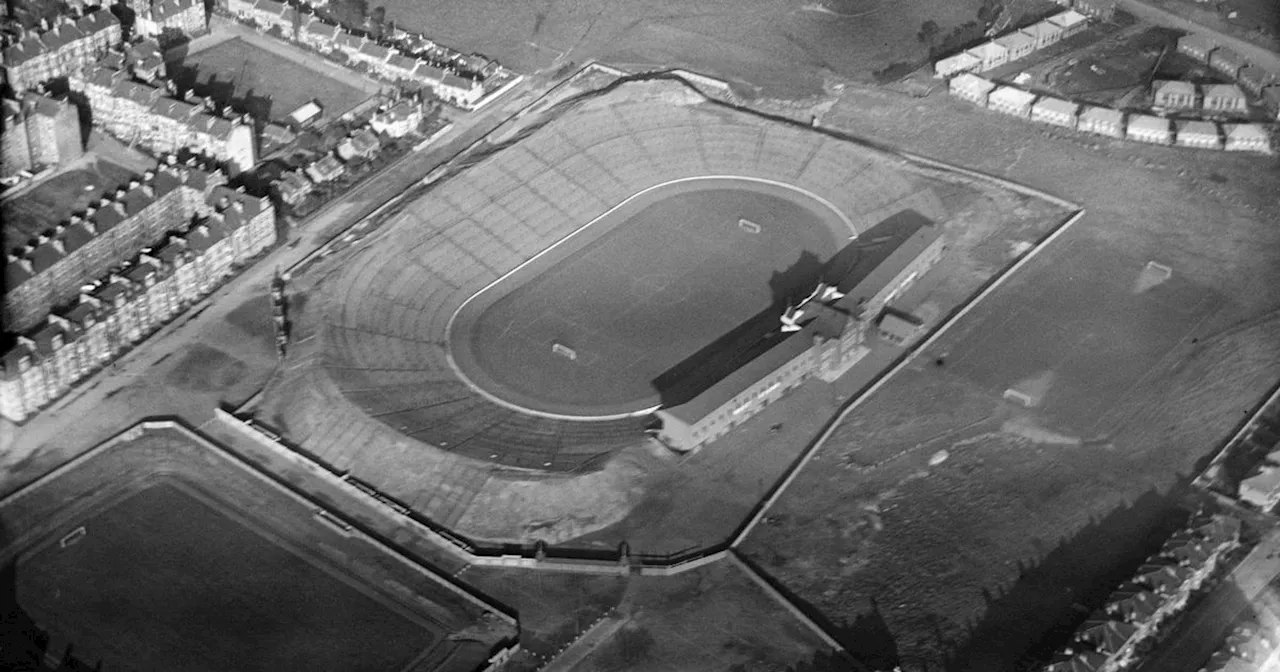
xmin=463 ymin=560 xmax=832 ymax=672
xmin=740 ymin=83 xmax=1280 ymax=668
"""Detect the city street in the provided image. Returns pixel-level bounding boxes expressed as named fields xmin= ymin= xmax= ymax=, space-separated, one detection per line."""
xmin=0 ymin=72 xmax=556 ymax=497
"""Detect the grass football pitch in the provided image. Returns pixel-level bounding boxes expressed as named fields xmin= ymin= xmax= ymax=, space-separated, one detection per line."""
xmin=18 ymin=481 xmax=439 ymax=672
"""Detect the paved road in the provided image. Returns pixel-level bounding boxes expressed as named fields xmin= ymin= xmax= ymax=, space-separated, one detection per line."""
xmin=1137 ymin=529 xmax=1280 ymax=672
xmin=0 ymin=73 xmax=556 ymax=496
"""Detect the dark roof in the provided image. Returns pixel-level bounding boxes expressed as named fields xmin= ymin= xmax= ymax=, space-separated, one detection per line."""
xmin=5 ymin=259 xmax=34 ymax=288
xmin=93 ymin=201 xmax=126 ymax=232
xmin=123 ymin=184 xmax=157 ymax=215
xmin=94 ymin=277 xmax=132 ymax=302
xmin=442 ymin=73 xmax=473 ymax=89
xmin=662 ymin=210 xmax=939 ymax=425
xmin=360 ymin=42 xmax=390 ymax=60
xmin=152 ymin=97 xmax=200 ymax=121
xmin=62 ymin=220 xmax=95 ymax=253
xmin=387 ymin=53 xmax=415 ymax=71
xmin=62 ymin=299 xmax=98 ymax=327
xmin=828 ymin=209 xmax=941 ymax=308
xmin=28 ymin=241 xmax=65 ymax=274
xmin=155 ymin=238 xmax=187 ymax=263
xmin=414 ymin=62 xmax=446 ymax=80
xmin=125 ymin=259 xmax=159 ymax=282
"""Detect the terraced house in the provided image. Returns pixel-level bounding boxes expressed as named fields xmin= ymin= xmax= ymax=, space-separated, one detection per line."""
xmin=0 ymin=10 xmax=121 ymax=93
xmin=3 ymin=158 xmax=227 ymax=332
xmin=0 ymin=91 xmax=82 ymax=178
xmin=0 ymin=187 xmax=275 ymax=422
xmin=69 ymin=70 xmax=256 ymax=171
xmin=134 ymin=0 xmax=208 ymax=43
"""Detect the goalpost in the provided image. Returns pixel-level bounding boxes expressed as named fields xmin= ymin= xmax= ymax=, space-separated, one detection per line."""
xmin=552 ymin=342 xmax=578 ymax=361
xmin=738 ymin=218 xmax=762 ymax=234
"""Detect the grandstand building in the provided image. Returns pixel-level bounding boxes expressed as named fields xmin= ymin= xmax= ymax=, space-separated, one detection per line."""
xmin=651 ymin=210 xmax=944 ymax=453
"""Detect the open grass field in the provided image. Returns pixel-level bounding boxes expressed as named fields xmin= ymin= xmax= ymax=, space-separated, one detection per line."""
xmin=733 ymin=73 xmax=1280 ymax=668
xmin=173 ymin=37 xmax=372 ymax=124
xmin=452 ymin=178 xmax=847 ymax=416
xmin=377 ymin=0 xmax=1056 ymax=93
xmin=1 ymin=423 xmax=513 ymax=672
xmin=18 ymin=480 xmax=439 ymax=672
xmin=1 ymin=157 xmax=137 ymax=250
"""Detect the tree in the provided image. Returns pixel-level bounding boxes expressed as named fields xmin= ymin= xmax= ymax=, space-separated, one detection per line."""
xmin=917 ymin=20 xmax=940 ymax=46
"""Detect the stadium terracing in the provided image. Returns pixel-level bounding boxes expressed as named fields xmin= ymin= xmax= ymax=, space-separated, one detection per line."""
xmin=257 ymin=77 xmax=946 ymax=522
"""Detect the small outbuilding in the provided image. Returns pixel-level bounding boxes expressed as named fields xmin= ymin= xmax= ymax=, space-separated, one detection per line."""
xmin=1175 ymin=120 xmax=1221 ymax=149
xmin=1201 ymin=84 xmax=1248 ymax=113
xmin=964 ymin=42 xmax=1009 ymax=71
xmin=934 ymin=51 xmax=981 ymax=79
xmin=1176 ymin=34 xmax=1216 ymax=62
xmin=1077 ymin=106 xmax=1124 ymax=138
xmin=288 ymin=100 xmax=323 ymax=126
xmin=1264 ymin=85 xmax=1280 ymax=120
xmin=994 ymin=30 xmax=1037 ymax=63
xmin=987 ymin=86 xmax=1036 ymax=117
xmin=948 ymin=73 xmax=997 ymax=106
xmin=1031 ymin=96 xmax=1078 ymax=127
xmin=1126 ymin=114 xmax=1172 ymax=145
xmin=1020 ymin=20 xmax=1063 ymax=50
xmin=1152 ymin=80 xmax=1197 ymax=109
xmin=1048 ymin=10 xmax=1089 ymax=38
xmin=1237 ymin=65 xmax=1275 ymax=96
xmin=1223 ymin=123 xmax=1273 ymax=153
xmin=1208 ymin=48 xmax=1246 ymax=79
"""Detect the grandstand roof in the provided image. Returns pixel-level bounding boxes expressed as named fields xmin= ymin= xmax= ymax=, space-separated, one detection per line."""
xmin=664 ymin=210 xmax=940 ymax=424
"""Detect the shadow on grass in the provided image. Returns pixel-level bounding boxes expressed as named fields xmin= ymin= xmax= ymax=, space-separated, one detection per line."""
xmin=940 ymin=482 xmax=1200 ymax=672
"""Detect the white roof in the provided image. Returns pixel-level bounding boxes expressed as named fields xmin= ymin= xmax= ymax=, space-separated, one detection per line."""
xmin=937 ymin=52 xmax=980 ymax=69
xmin=1033 ymin=96 xmax=1078 ymax=115
xmin=289 ymin=101 xmax=322 ymax=122
xmin=994 ymin=31 xmax=1036 ymax=50
xmin=988 ymin=86 xmax=1037 ymax=107
xmin=1022 ymin=21 xmax=1063 ymax=39
xmin=1224 ymin=123 xmax=1270 ymax=140
xmin=1203 ymin=83 xmax=1246 ymax=99
xmin=1153 ymin=79 xmax=1196 ymax=96
xmin=1049 ymin=10 xmax=1089 ymax=27
xmin=951 ymin=72 xmax=996 ymax=92
xmin=1176 ymin=120 xmax=1218 ymax=136
xmin=1079 ymin=105 xmax=1123 ymax=124
xmin=967 ymin=41 xmax=1008 ymax=58
xmin=1128 ymin=114 xmax=1169 ymax=132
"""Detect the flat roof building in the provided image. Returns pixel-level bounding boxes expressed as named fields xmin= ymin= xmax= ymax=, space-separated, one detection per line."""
xmin=934 ymin=52 xmax=981 ymax=79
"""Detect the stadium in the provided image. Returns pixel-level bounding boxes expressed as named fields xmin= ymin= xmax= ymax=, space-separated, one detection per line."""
xmin=262 ymin=76 xmax=947 ymax=487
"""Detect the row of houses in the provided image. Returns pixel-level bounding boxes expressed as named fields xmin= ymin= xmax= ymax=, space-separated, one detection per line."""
xmin=1152 ymin=80 xmax=1250 ymax=114
xmin=950 ymin=74 xmax=1274 ymax=153
xmin=69 ymin=63 xmax=257 ymax=172
xmin=3 ymin=156 xmax=229 ymax=332
xmin=934 ymin=9 xmax=1091 ymax=78
xmin=0 ymin=9 xmax=121 ymax=93
xmin=132 ymin=0 xmax=208 ymax=44
xmin=1 ymin=90 xmax=82 ymax=180
xmin=1176 ymin=34 xmax=1277 ymax=99
xmin=1046 ymin=512 xmax=1243 ymax=672
xmin=274 ymin=98 xmax=427 ymax=205
xmin=1199 ymin=620 xmax=1277 ymax=672
xmin=224 ymin=0 xmax=484 ymax=106
xmin=0 ymin=186 xmax=276 ymax=422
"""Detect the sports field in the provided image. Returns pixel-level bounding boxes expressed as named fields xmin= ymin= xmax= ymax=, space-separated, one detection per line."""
xmin=18 ymin=480 xmax=439 ymax=672
xmin=173 ymin=37 xmax=373 ymax=123
xmin=450 ymin=178 xmax=848 ymax=416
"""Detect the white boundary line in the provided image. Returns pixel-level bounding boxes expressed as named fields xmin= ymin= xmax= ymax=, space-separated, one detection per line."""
xmin=731 ymin=207 xmax=1087 ymax=547
xmin=443 ymin=175 xmax=858 ymax=422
